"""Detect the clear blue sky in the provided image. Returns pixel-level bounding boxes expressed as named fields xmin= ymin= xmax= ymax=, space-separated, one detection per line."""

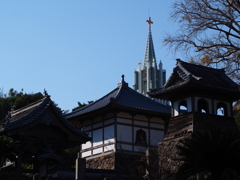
xmin=0 ymin=1 xmax=180 ymax=111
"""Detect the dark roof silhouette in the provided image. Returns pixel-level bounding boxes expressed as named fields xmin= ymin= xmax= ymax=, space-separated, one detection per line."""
xmin=148 ymin=59 xmax=240 ymax=100
xmin=65 ymin=75 xmax=170 ymax=120
xmin=0 ymin=95 xmax=90 ymax=142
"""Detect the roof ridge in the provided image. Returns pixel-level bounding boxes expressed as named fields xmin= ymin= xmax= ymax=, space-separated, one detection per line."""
xmin=117 ymin=85 xmax=169 ymax=108
xmin=11 ymin=95 xmax=46 ymax=114
xmin=178 ymin=59 xmax=225 ymax=72
xmin=67 ymin=86 xmax=120 ymax=116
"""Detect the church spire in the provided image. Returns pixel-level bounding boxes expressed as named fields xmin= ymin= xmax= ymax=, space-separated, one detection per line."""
xmin=133 ymin=17 xmax=167 ymax=105
xmin=144 ymin=17 xmax=157 ymax=69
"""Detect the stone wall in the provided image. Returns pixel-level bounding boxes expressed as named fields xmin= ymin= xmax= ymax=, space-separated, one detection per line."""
xmin=86 ymin=153 xmax=115 ymax=170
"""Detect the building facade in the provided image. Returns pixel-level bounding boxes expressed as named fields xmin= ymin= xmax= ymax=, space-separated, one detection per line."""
xmin=66 ymin=75 xmax=170 ymax=170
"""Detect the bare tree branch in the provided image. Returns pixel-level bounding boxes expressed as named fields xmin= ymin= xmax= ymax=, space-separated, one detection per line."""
xmin=165 ymin=0 xmax=240 ymax=82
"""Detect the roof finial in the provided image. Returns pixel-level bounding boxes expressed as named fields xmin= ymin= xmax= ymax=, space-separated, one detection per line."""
xmin=44 ymin=89 xmax=49 ymax=96
xmin=146 ymin=17 xmax=153 ymax=31
xmin=121 ymin=74 xmax=125 ymax=82
xmin=118 ymin=74 xmax=128 ymax=88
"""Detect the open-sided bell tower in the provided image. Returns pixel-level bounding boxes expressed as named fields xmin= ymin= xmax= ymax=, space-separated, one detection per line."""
xmin=149 ymin=59 xmax=240 ymax=141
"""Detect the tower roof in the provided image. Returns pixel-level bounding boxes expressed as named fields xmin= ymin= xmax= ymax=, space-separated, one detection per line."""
xmin=143 ymin=17 xmax=157 ymax=68
xmin=65 ymin=75 xmax=170 ymax=120
xmin=148 ymin=59 xmax=240 ymax=101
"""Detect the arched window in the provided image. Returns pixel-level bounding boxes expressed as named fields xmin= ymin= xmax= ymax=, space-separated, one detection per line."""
xmin=135 ymin=129 xmax=147 ymax=145
xmin=179 ymin=100 xmax=187 ymax=115
xmin=197 ymin=99 xmax=209 ymax=113
xmin=217 ymin=102 xmax=228 ymax=116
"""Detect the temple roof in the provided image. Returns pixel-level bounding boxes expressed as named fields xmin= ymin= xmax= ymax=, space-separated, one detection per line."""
xmin=0 ymin=94 xmax=90 ymax=142
xmin=148 ymin=59 xmax=240 ymax=100
xmin=65 ymin=75 xmax=170 ymax=120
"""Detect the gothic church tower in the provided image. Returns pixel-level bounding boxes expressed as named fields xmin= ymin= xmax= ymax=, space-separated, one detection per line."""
xmin=133 ymin=17 xmax=166 ymax=97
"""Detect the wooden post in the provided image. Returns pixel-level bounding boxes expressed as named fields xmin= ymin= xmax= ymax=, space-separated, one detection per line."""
xmin=75 ymin=152 xmax=86 ymax=180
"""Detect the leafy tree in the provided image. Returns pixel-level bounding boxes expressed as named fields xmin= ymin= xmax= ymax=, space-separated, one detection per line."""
xmin=0 ymin=89 xmax=43 ymax=120
xmin=72 ymin=101 xmax=94 ymax=112
xmin=176 ymin=128 xmax=240 ymax=180
xmin=164 ymin=0 xmax=240 ymax=81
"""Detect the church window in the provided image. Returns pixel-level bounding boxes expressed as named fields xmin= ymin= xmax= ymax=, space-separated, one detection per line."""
xmin=179 ymin=100 xmax=187 ymax=115
xmin=217 ymin=102 xmax=228 ymax=116
xmin=197 ymin=99 xmax=209 ymax=113
xmin=135 ymin=129 xmax=147 ymax=145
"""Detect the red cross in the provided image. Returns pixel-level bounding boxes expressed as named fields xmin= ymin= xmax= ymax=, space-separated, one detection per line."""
xmin=146 ymin=17 xmax=153 ymax=31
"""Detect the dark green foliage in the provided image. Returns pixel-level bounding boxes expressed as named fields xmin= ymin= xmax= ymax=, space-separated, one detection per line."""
xmin=61 ymin=145 xmax=80 ymax=167
xmin=0 ymin=136 xmax=16 ymax=163
xmin=72 ymin=101 xmax=94 ymax=112
xmin=0 ymin=88 xmax=43 ymax=120
xmin=176 ymin=129 xmax=240 ymax=180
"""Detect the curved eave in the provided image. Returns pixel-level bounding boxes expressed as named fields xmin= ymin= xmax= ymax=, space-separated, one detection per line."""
xmin=149 ymin=80 xmax=240 ymax=101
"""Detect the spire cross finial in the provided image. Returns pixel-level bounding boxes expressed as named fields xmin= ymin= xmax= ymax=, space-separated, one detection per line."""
xmin=146 ymin=17 xmax=153 ymax=31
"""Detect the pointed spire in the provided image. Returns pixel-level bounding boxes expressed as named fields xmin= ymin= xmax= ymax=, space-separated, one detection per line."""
xmin=144 ymin=17 xmax=157 ymax=69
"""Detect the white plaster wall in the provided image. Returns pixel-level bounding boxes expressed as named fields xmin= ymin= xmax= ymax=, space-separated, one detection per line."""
xmin=150 ymin=123 xmax=164 ymax=129
xmin=82 ymin=151 xmax=91 ymax=158
xmin=104 ymin=144 xmax=115 ymax=152
xmin=117 ymin=118 xmax=132 ymax=124
xmin=134 ymin=114 xmax=148 ymax=121
xmin=105 ymin=112 xmax=114 ymax=119
xmin=82 ymin=140 xmax=91 ymax=150
xmin=117 ymin=144 xmax=132 ymax=151
xmin=150 ymin=117 xmax=164 ymax=123
xmin=134 ymin=120 xmax=148 ymax=126
xmin=104 ymin=118 xmax=114 ymax=125
xmin=93 ymin=121 xmax=103 ymax=128
xmin=93 ymin=147 xmax=103 ymax=155
xmin=173 ymin=101 xmax=179 ymax=116
xmin=186 ymin=97 xmax=192 ymax=112
xmin=173 ymin=97 xmax=192 ymax=116
xmin=117 ymin=125 xmax=132 ymax=143
xmin=117 ymin=112 xmax=132 ymax=119
xmin=93 ymin=129 xmax=103 ymax=147
xmin=150 ymin=130 xmax=164 ymax=145
xmin=82 ymin=132 xmax=92 ymax=150
xmin=104 ymin=125 xmax=115 ymax=143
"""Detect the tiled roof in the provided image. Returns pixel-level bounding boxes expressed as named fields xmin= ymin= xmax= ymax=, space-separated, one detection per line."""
xmin=0 ymin=95 xmax=90 ymax=140
xmin=149 ymin=59 xmax=240 ymax=100
xmin=65 ymin=76 xmax=170 ymax=119
xmin=0 ymin=97 xmax=49 ymax=132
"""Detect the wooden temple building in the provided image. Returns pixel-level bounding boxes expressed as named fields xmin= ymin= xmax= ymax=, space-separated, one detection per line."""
xmin=0 ymin=93 xmax=91 ymax=179
xmin=148 ymin=59 xmax=240 ymax=141
xmin=65 ymin=75 xmax=171 ymax=170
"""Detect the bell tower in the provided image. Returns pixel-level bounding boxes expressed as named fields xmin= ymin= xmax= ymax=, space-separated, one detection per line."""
xmin=149 ymin=59 xmax=240 ymax=141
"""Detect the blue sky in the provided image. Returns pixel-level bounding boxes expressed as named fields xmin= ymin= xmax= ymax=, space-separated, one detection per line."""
xmin=0 ymin=1 xmax=180 ymax=111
